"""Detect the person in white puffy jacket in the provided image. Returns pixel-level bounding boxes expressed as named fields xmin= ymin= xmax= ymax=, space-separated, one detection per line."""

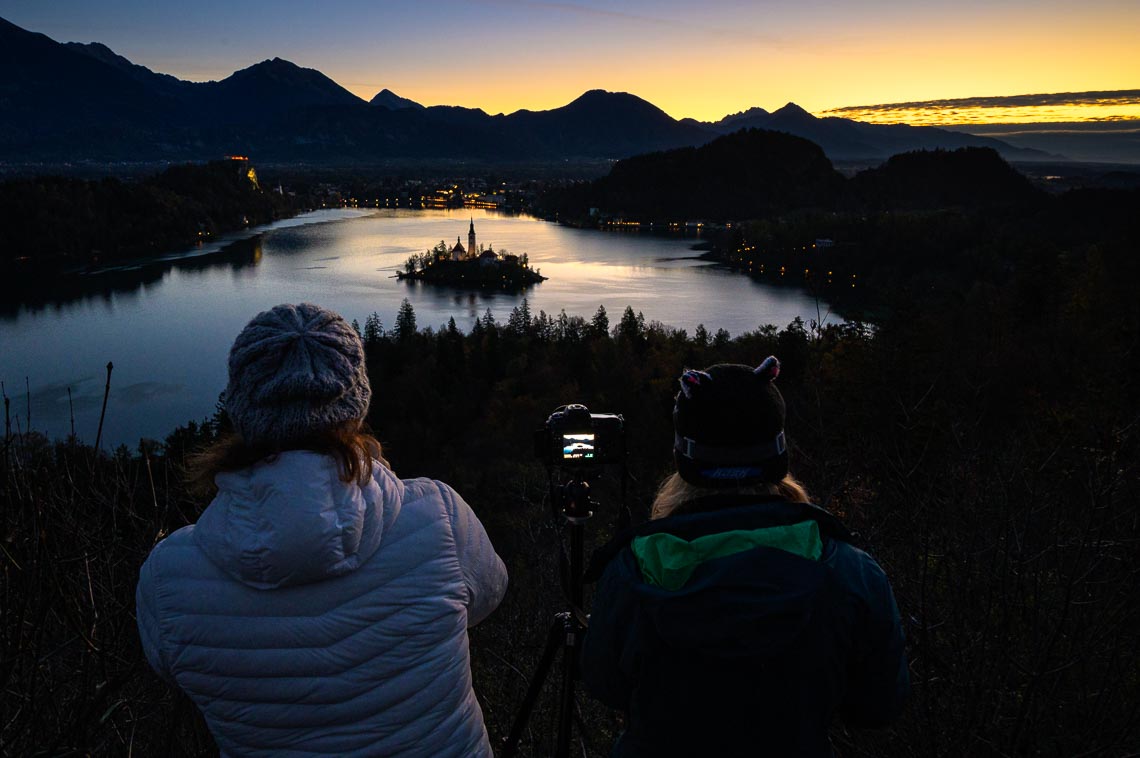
xmin=135 ymin=302 xmax=508 ymax=758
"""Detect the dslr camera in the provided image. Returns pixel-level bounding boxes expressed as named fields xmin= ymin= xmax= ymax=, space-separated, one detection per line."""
xmin=535 ymin=404 xmax=625 ymax=465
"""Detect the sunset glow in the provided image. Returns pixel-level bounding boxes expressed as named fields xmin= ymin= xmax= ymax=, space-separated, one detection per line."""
xmin=3 ymin=0 xmax=1139 ymax=124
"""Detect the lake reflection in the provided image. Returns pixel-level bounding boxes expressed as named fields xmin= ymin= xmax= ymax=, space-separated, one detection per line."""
xmin=1 ymin=208 xmax=836 ymax=447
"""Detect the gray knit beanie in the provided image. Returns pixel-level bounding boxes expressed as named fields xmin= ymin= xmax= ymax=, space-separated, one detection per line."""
xmin=224 ymin=303 xmax=371 ymax=446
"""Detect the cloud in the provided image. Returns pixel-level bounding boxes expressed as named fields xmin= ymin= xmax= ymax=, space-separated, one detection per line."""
xmin=114 ymin=382 xmax=186 ymax=405
xmin=825 ymin=89 xmax=1140 ymax=116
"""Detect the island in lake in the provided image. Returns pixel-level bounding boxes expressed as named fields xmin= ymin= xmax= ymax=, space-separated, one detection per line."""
xmin=397 ymin=219 xmax=547 ymax=289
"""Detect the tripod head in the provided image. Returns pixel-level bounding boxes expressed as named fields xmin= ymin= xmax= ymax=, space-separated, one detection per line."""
xmin=555 ymin=472 xmax=594 ymax=522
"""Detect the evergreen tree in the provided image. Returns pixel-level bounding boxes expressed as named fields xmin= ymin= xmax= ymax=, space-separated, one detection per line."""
xmin=395 ymin=299 xmax=417 ymax=341
xmin=590 ymin=305 xmax=609 ymax=337
xmin=556 ymin=310 xmax=581 ymax=342
xmin=533 ymin=310 xmax=556 ymax=342
xmin=506 ymin=298 xmax=533 ymax=336
xmin=363 ymin=312 xmax=383 ymax=347
xmin=617 ymin=306 xmax=647 ymax=342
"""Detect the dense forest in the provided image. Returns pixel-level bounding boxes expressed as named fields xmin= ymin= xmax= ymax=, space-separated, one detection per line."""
xmin=535 ymin=133 xmax=1140 ymax=322
xmin=539 ymin=128 xmax=843 ymax=222
xmin=0 ymin=159 xmax=296 ymax=280
xmin=539 ymin=132 xmax=1048 ymax=224
xmin=703 ymin=182 xmax=1140 ymax=318
xmin=4 ymin=184 xmax=1138 ymax=754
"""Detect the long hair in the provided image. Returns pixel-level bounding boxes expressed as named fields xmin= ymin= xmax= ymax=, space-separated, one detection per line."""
xmin=650 ymin=471 xmax=811 ymax=520
xmin=187 ymin=420 xmax=388 ymax=499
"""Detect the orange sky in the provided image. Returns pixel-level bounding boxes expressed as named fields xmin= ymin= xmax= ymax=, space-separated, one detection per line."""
xmin=6 ymin=1 xmax=1140 ymax=124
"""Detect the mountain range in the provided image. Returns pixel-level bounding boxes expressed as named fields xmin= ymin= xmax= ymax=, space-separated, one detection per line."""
xmin=0 ymin=17 xmax=1058 ymax=166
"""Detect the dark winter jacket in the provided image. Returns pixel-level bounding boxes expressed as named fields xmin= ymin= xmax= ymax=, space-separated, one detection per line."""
xmin=580 ymin=496 xmax=908 ymax=757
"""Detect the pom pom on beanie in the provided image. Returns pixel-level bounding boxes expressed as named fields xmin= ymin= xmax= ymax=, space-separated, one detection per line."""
xmin=225 ymin=303 xmax=371 ymax=446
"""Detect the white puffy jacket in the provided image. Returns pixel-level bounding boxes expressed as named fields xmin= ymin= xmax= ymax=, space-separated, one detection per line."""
xmin=136 ymin=451 xmax=508 ymax=757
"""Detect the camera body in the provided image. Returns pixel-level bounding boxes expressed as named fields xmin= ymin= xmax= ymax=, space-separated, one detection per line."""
xmin=536 ymin=404 xmax=625 ymax=465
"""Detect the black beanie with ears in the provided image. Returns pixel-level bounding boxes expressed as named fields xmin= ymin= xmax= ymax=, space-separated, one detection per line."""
xmin=672 ymin=357 xmax=788 ymax=487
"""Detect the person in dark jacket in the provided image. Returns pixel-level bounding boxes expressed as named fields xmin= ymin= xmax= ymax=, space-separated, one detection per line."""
xmin=580 ymin=358 xmax=908 ymax=757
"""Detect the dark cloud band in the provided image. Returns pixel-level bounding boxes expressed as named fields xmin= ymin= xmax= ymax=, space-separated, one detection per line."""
xmin=826 ymin=89 xmax=1140 ymax=115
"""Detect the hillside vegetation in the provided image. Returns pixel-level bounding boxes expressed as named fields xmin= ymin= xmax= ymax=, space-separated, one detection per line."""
xmin=0 ymin=159 xmax=295 ymax=280
xmin=541 ymin=132 xmax=1044 ymax=223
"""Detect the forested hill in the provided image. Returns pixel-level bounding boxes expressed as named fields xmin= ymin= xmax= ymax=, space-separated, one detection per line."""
xmin=0 ymin=159 xmax=295 ymax=279
xmin=540 ymin=132 xmax=1048 ymax=223
xmin=541 ymin=129 xmax=844 ymax=221
xmin=848 ymin=147 xmax=1042 ymax=210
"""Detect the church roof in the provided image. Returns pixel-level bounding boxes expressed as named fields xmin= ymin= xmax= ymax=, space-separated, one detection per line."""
xmin=451 ymin=237 xmax=465 ymax=252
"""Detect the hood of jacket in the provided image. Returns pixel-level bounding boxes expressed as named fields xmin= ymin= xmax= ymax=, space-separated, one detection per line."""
xmin=192 ymin=451 xmax=403 ymax=590
xmin=617 ymin=501 xmax=844 ymax=661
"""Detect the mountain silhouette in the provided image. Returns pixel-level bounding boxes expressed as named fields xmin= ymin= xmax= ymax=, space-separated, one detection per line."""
xmin=503 ymin=90 xmax=713 ymax=158
xmin=370 ymin=89 xmax=424 ymax=110
xmin=697 ymin=101 xmax=1053 ymax=162
xmin=0 ymin=18 xmax=181 ymax=158
xmin=207 ymin=58 xmax=364 ymax=120
xmin=0 ymin=17 xmax=1058 ymax=165
xmin=63 ymin=41 xmax=191 ymax=96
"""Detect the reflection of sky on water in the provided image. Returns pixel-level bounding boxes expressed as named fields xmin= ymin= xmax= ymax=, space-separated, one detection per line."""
xmin=1 ymin=208 xmax=835 ymax=448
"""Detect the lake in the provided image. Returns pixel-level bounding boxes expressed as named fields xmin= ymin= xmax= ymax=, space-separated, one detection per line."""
xmin=1 ymin=208 xmax=836 ymax=448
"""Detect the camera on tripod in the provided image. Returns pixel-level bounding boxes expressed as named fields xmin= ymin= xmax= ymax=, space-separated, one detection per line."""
xmin=504 ymin=404 xmax=627 ymax=757
xmin=535 ymin=403 xmax=625 ymax=466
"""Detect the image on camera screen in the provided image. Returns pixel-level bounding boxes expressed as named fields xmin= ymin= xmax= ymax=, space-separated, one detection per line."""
xmin=562 ymin=433 xmax=596 ymax=460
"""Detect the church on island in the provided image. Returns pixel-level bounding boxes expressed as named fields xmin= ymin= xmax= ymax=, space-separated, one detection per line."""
xmin=398 ymin=219 xmax=547 ymax=289
xmin=449 ymin=219 xmax=500 ymax=264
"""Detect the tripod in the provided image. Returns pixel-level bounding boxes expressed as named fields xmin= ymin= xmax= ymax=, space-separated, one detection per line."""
xmin=502 ymin=473 xmax=594 ymax=758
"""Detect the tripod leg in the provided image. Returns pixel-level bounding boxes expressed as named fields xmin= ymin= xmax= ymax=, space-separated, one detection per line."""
xmin=556 ymin=620 xmax=578 ymax=758
xmin=502 ymin=615 xmax=567 ymax=757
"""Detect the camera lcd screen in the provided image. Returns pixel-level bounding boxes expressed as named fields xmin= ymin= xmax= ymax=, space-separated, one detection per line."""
xmin=562 ymin=433 xmax=596 ymax=460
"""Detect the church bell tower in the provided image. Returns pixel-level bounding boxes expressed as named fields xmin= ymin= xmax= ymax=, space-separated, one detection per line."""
xmin=468 ymin=218 xmax=476 ymax=259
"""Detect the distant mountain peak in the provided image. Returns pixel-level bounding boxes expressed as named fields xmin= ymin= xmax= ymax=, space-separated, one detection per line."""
xmin=370 ymin=88 xmax=424 ymax=110
xmin=570 ymin=89 xmax=630 ymax=104
xmin=564 ymin=89 xmax=667 ymax=116
xmin=70 ymin=40 xmax=114 ymax=56
xmin=242 ymin=57 xmax=299 ymax=74
xmin=217 ymin=57 xmax=364 ymax=108
xmin=720 ymin=106 xmax=770 ymax=121
xmin=63 ymin=40 xmax=186 ymax=92
xmin=772 ymin=102 xmax=815 ymax=119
